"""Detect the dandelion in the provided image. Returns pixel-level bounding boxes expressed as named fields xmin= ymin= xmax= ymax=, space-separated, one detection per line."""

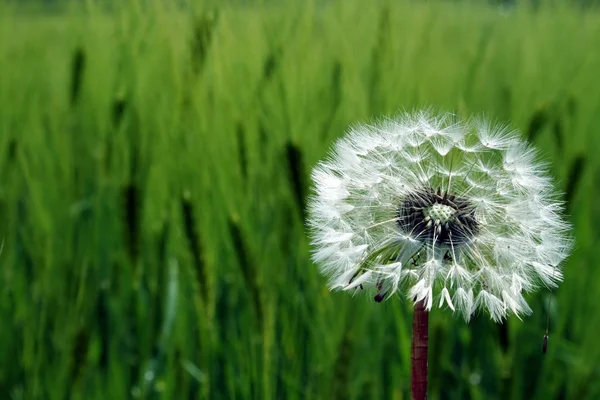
xmin=306 ymin=109 xmax=572 ymax=398
xmin=308 ymin=109 xmax=571 ymax=320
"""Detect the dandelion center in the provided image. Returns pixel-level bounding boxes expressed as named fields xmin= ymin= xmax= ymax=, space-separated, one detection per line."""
xmin=424 ymin=203 xmax=456 ymax=223
xmin=397 ymin=188 xmax=478 ymax=246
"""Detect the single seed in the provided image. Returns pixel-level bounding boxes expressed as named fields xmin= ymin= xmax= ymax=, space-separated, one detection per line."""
xmin=374 ymin=291 xmax=387 ymax=303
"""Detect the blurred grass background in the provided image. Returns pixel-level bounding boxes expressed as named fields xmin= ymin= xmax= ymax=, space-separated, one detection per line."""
xmin=1 ymin=0 xmax=599 ymax=398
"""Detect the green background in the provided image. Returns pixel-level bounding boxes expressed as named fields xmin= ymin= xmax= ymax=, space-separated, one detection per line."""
xmin=1 ymin=0 xmax=598 ymax=398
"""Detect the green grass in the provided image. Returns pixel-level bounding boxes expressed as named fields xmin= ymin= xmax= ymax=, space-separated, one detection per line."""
xmin=1 ymin=0 xmax=600 ymax=398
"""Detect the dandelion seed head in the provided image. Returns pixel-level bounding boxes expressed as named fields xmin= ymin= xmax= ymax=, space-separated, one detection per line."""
xmin=307 ymin=109 xmax=573 ymax=322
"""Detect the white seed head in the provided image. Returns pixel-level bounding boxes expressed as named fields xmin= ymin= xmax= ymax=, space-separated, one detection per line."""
xmin=307 ymin=109 xmax=573 ymax=322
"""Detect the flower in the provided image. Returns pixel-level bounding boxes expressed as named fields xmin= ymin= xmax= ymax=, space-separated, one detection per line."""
xmin=307 ymin=109 xmax=572 ymax=322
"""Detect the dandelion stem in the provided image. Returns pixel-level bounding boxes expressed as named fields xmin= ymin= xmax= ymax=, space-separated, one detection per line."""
xmin=411 ymin=299 xmax=428 ymax=400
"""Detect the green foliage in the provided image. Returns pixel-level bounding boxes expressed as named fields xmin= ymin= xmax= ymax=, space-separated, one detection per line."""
xmin=1 ymin=0 xmax=599 ymax=398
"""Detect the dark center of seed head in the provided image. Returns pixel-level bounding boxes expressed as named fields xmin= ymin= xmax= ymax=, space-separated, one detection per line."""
xmin=397 ymin=187 xmax=478 ymax=246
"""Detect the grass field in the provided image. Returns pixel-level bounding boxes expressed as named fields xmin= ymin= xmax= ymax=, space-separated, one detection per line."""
xmin=1 ymin=0 xmax=600 ymax=398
